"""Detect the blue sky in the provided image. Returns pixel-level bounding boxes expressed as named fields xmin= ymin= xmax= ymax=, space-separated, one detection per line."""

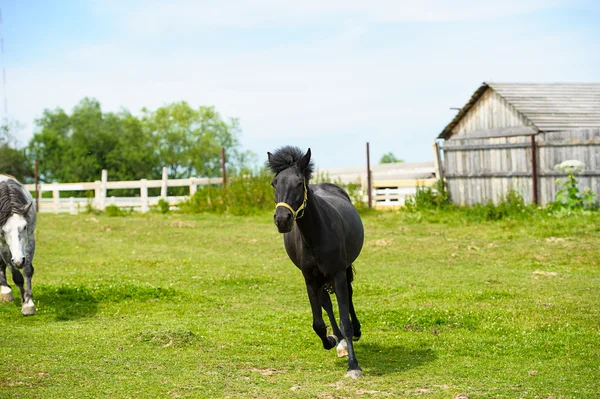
xmin=3 ymin=0 xmax=600 ymax=169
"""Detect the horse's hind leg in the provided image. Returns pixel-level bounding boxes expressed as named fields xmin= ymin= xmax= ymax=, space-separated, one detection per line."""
xmin=0 ymin=259 xmax=13 ymax=302
xmin=305 ymin=280 xmax=337 ymax=350
xmin=348 ymin=281 xmax=361 ymax=341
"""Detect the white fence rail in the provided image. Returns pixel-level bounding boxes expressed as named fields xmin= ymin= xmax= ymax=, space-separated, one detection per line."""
xmin=25 ymin=163 xmax=437 ymax=214
xmin=24 ymin=168 xmax=223 ymax=214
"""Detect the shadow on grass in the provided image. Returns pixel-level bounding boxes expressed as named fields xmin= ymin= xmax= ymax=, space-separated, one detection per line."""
xmin=355 ymin=341 xmax=436 ymax=375
xmin=35 ymin=283 xmax=180 ymax=321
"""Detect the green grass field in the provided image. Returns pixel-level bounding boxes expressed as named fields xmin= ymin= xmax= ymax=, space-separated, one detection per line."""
xmin=1 ymin=211 xmax=599 ymax=398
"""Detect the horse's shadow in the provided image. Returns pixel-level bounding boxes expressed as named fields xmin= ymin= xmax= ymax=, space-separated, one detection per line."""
xmin=35 ymin=285 xmax=99 ymax=321
xmin=348 ymin=341 xmax=437 ymax=375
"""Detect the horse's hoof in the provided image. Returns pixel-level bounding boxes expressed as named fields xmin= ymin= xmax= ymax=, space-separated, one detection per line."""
xmin=344 ymin=369 xmax=363 ymax=379
xmin=21 ymin=306 xmax=35 ymax=316
xmin=353 ymin=331 xmax=361 ymax=341
xmin=336 ymin=339 xmax=348 ymax=358
xmin=325 ymin=335 xmax=338 ymax=350
xmin=1 ymin=292 xmax=14 ymax=302
xmin=0 ymin=286 xmax=13 ymax=302
xmin=21 ymin=299 xmax=35 ymax=316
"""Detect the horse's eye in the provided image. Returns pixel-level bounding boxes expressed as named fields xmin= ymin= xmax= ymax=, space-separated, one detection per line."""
xmin=271 ymin=180 xmax=276 ymax=187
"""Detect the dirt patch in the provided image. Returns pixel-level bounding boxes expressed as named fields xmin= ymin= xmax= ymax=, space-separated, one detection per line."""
xmin=532 ymin=270 xmax=559 ymax=278
xmin=249 ymin=368 xmax=286 ymax=376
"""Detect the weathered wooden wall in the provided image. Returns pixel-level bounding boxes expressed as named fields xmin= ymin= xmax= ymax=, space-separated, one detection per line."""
xmin=442 ymin=128 xmax=600 ymax=206
xmin=451 ymin=88 xmax=534 ymax=137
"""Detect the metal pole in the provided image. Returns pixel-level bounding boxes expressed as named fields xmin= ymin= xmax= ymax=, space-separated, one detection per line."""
xmin=531 ymin=134 xmax=538 ymax=205
xmin=34 ymin=158 xmax=39 ymax=212
xmin=221 ymin=147 xmax=227 ymax=189
xmin=366 ymin=142 xmax=372 ymax=208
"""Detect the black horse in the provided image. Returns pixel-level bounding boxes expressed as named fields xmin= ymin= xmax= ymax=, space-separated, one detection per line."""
xmin=267 ymin=146 xmax=365 ymax=378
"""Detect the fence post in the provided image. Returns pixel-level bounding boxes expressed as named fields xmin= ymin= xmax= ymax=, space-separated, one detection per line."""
xmin=94 ymin=169 xmax=108 ymax=211
xmin=52 ymin=183 xmax=60 ymax=214
xmin=221 ymin=147 xmax=227 ymax=188
xmin=531 ymin=134 xmax=539 ymax=205
xmin=69 ymin=197 xmax=77 ymax=215
xmin=34 ymin=159 xmax=39 ymax=212
xmin=140 ymin=179 xmax=149 ymax=213
xmin=161 ymin=167 xmax=168 ymax=200
xmin=189 ymin=178 xmax=197 ymax=197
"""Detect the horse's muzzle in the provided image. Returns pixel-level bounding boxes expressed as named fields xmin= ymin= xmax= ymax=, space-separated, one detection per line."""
xmin=274 ymin=209 xmax=294 ymax=233
xmin=12 ymin=257 xmax=25 ymax=269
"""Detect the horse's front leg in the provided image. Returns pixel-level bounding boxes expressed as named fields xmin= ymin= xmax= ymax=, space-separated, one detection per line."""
xmin=305 ymin=280 xmax=337 ymax=350
xmin=322 ymin=289 xmax=348 ymax=357
xmin=21 ymin=260 xmax=35 ymax=316
xmin=0 ymin=259 xmax=14 ymax=302
xmin=333 ymin=270 xmax=362 ymax=378
xmin=9 ymin=264 xmax=34 ymax=316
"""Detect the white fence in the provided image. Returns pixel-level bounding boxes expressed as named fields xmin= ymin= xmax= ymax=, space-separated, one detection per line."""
xmin=24 ymin=168 xmax=223 ymax=214
xmin=25 ymin=163 xmax=437 ymax=214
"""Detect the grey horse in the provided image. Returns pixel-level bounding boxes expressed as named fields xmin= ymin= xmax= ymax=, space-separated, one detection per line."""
xmin=0 ymin=175 xmax=37 ymax=315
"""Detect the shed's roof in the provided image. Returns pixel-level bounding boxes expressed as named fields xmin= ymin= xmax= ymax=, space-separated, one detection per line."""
xmin=439 ymin=82 xmax=600 ymax=139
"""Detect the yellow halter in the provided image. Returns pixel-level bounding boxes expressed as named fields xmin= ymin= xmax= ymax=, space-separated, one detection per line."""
xmin=275 ymin=179 xmax=307 ymax=220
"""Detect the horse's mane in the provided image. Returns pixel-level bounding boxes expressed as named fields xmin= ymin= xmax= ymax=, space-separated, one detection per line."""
xmin=0 ymin=180 xmax=29 ymax=228
xmin=267 ymin=146 xmax=314 ymax=180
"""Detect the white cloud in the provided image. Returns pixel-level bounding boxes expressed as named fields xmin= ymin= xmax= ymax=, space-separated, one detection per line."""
xmin=7 ymin=0 xmax=599 ymax=167
xmin=101 ymin=0 xmax=568 ymax=33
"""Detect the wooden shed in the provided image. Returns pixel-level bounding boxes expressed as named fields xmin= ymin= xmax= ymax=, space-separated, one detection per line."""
xmin=438 ymin=82 xmax=600 ymax=205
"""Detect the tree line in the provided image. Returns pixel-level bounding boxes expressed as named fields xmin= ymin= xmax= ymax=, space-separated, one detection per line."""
xmin=1 ymin=98 xmax=253 ymax=183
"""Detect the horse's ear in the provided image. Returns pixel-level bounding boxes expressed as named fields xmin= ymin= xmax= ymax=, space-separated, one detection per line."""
xmin=267 ymin=152 xmax=274 ymax=164
xmin=22 ymin=202 xmax=32 ymax=215
xmin=298 ymin=148 xmax=311 ymax=171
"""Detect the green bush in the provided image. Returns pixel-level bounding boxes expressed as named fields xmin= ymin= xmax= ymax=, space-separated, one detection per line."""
xmin=405 ymin=179 xmax=449 ymax=211
xmin=178 ymin=170 xmax=273 ymax=216
xmin=156 ymin=199 xmax=170 ymax=214
xmin=105 ymin=204 xmax=132 ymax=217
xmin=178 ymin=169 xmax=367 ymax=216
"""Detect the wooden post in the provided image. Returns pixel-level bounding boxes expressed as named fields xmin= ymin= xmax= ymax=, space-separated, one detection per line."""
xmin=432 ymin=141 xmax=444 ymax=181
xmin=99 ymin=169 xmax=108 ymax=210
xmin=161 ymin=167 xmax=168 ymax=199
xmin=69 ymin=197 xmax=77 ymax=215
xmin=189 ymin=178 xmax=197 ymax=197
xmin=531 ymin=134 xmax=538 ymax=205
xmin=221 ymin=147 xmax=227 ymax=188
xmin=366 ymin=142 xmax=372 ymax=208
xmin=34 ymin=159 xmax=39 ymax=212
xmin=52 ymin=182 xmax=60 ymax=214
xmin=140 ymin=179 xmax=149 ymax=213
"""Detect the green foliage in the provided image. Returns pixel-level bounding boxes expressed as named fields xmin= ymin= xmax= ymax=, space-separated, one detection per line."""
xmin=27 ymin=98 xmax=249 ymax=185
xmin=0 ymin=120 xmax=31 ymax=181
xmin=29 ymin=98 xmax=160 ymax=184
xmin=379 ymin=152 xmax=404 ymax=164
xmin=141 ymin=101 xmax=244 ymax=178
xmin=405 ymin=179 xmax=449 ymax=211
xmin=156 ymin=199 xmax=171 ymax=214
xmin=404 ymin=188 xmax=543 ymax=223
xmin=105 ymin=204 xmax=134 ymax=217
xmin=465 ymin=190 xmax=535 ymax=222
xmin=552 ymin=163 xmax=598 ymax=210
xmin=179 ymin=170 xmax=273 ymax=215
